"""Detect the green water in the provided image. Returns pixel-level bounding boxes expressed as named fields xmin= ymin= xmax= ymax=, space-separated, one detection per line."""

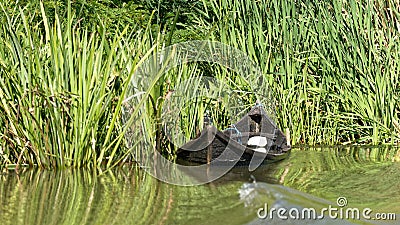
xmin=1 ymin=147 xmax=399 ymax=225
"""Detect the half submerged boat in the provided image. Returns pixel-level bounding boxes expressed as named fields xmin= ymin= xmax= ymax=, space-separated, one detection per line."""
xmin=177 ymin=104 xmax=291 ymax=165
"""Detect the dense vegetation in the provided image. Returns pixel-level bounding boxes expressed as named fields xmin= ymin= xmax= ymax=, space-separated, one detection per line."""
xmin=1 ymin=0 xmax=399 ymax=169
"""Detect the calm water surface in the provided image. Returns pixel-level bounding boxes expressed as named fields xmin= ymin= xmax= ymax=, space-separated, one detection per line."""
xmin=1 ymin=147 xmax=399 ymax=225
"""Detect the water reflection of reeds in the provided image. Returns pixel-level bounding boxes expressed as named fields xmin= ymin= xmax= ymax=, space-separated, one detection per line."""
xmin=0 ymin=168 xmax=175 ymax=225
xmin=272 ymin=147 xmax=400 ymax=212
xmin=1 ymin=147 xmax=399 ymax=224
xmin=0 ymin=167 xmax=252 ymax=225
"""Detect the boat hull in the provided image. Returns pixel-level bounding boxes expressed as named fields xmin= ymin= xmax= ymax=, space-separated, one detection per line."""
xmin=177 ymin=105 xmax=291 ymax=165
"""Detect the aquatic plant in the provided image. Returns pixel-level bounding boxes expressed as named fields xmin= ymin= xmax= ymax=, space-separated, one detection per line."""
xmin=1 ymin=0 xmax=399 ymax=168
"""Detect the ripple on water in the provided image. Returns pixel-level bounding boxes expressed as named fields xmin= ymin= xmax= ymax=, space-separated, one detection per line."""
xmin=0 ymin=147 xmax=398 ymax=225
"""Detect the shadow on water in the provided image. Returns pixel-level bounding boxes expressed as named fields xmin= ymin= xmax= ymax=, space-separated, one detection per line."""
xmin=0 ymin=146 xmax=399 ymax=225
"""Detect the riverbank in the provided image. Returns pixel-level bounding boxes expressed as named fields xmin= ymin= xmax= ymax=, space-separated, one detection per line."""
xmin=1 ymin=0 xmax=399 ymax=168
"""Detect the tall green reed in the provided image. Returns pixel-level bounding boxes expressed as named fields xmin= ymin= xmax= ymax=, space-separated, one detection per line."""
xmin=0 ymin=1 xmax=154 ymax=168
xmin=198 ymin=0 xmax=400 ymax=145
xmin=1 ymin=0 xmax=400 ymax=169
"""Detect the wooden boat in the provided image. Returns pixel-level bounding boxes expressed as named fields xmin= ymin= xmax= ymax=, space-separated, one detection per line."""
xmin=177 ymin=104 xmax=291 ymax=165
